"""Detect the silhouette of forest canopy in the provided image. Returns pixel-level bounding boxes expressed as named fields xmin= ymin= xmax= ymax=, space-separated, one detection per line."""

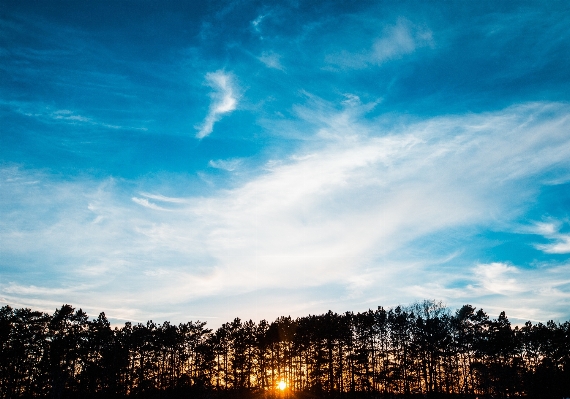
xmin=1 ymin=300 xmax=569 ymax=399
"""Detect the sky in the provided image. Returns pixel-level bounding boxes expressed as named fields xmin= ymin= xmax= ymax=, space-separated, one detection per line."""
xmin=1 ymin=0 xmax=570 ymax=328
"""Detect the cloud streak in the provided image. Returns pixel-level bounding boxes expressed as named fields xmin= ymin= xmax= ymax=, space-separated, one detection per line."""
xmin=258 ymin=52 xmax=284 ymax=70
xmin=325 ymin=19 xmax=433 ymax=69
xmin=539 ymin=237 xmax=570 ymax=254
xmin=410 ymin=261 xmax=570 ymax=323
xmin=2 ymin=100 xmax=147 ymax=131
xmin=533 ymin=221 xmax=570 ymax=254
xmin=1 ymin=102 xmax=570 ymax=326
xmin=196 ymin=71 xmax=237 ymax=139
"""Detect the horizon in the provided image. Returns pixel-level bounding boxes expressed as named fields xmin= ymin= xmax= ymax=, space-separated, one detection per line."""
xmin=4 ymin=299 xmax=564 ymax=331
xmin=1 ymin=0 xmax=570 ymax=329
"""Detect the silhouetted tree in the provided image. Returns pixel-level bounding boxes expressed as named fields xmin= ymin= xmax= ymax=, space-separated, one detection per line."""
xmin=2 ymin=302 xmax=570 ymax=398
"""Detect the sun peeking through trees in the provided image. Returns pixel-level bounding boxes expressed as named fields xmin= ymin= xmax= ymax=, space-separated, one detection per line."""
xmin=0 ymin=300 xmax=569 ymax=398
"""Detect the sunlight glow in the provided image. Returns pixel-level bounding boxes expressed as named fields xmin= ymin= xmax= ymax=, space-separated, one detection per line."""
xmin=278 ymin=380 xmax=287 ymax=390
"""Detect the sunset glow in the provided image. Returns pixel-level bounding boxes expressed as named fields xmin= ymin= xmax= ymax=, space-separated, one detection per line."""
xmin=278 ymin=381 xmax=287 ymax=390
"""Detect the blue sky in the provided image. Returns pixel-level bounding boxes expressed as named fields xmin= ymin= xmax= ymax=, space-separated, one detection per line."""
xmin=1 ymin=0 xmax=570 ymax=327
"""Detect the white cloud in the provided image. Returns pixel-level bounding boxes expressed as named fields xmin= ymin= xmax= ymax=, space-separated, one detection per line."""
xmin=251 ymin=14 xmax=268 ymax=38
xmin=196 ymin=71 xmax=238 ymax=139
xmin=326 ymin=19 xmax=434 ymax=69
xmin=132 ymin=197 xmax=169 ymax=211
xmin=531 ymin=219 xmax=570 ymax=254
xmin=472 ymin=263 xmax=521 ymax=294
xmin=52 ymin=109 xmax=92 ymax=123
xmin=371 ymin=20 xmax=417 ymax=62
xmin=533 ymin=221 xmax=558 ymax=236
xmin=2 ymin=102 xmax=570 ymax=326
xmin=410 ymin=262 xmax=570 ymax=323
xmin=258 ymin=51 xmax=284 ymax=70
xmin=209 ymin=158 xmax=243 ymax=171
xmin=536 ymin=235 xmax=570 ymax=254
xmin=0 ymin=100 xmax=147 ymax=131
xmin=139 ymin=193 xmax=188 ymax=204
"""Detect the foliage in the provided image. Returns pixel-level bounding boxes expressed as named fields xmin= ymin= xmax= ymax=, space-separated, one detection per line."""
xmin=0 ymin=300 xmax=568 ymax=398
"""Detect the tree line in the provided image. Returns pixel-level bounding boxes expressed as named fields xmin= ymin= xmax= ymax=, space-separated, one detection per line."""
xmin=1 ymin=300 xmax=569 ymax=398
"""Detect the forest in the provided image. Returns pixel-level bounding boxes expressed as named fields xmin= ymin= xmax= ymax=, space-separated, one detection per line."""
xmin=1 ymin=300 xmax=569 ymax=399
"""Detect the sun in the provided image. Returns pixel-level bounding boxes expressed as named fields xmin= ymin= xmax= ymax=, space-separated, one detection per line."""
xmin=278 ymin=380 xmax=287 ymax=390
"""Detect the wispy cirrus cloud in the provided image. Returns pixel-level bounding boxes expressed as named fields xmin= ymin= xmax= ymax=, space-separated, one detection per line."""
xmin=208 ymin=158 xmax=243 ymax=171
xmin=2 ymin=100 xmax=147 ymax=131
xmin=132 ymin=197 xmax=169 ymax=211
xmin=139 ymin=193 xmax=189 ymax=204
xmin=533 ymin=221 xmax=570 ymax=254
xmin=539 ymin=237 xmax=570 ymax=254
xmin=1 ymin=102 xmax=570 ymax=326
xmin=472 ymin=263 xmax=522 ymax=294
xmin=258 ymin=51 xmax=284 ymax=70
xmin=195 ymin=71 xmax=238 ymax=139
xmin=251 ymin=14 xmax=267 ymax=37
xmin=508 ymin=220 xmax=570 ymax=255
xmin=3 ymin=0 xmax=570 ymax=331
xmin=410 ymin=261 xmax=570 ymax=323
xmin=325 ymin=18 xmax=433 ymax=69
